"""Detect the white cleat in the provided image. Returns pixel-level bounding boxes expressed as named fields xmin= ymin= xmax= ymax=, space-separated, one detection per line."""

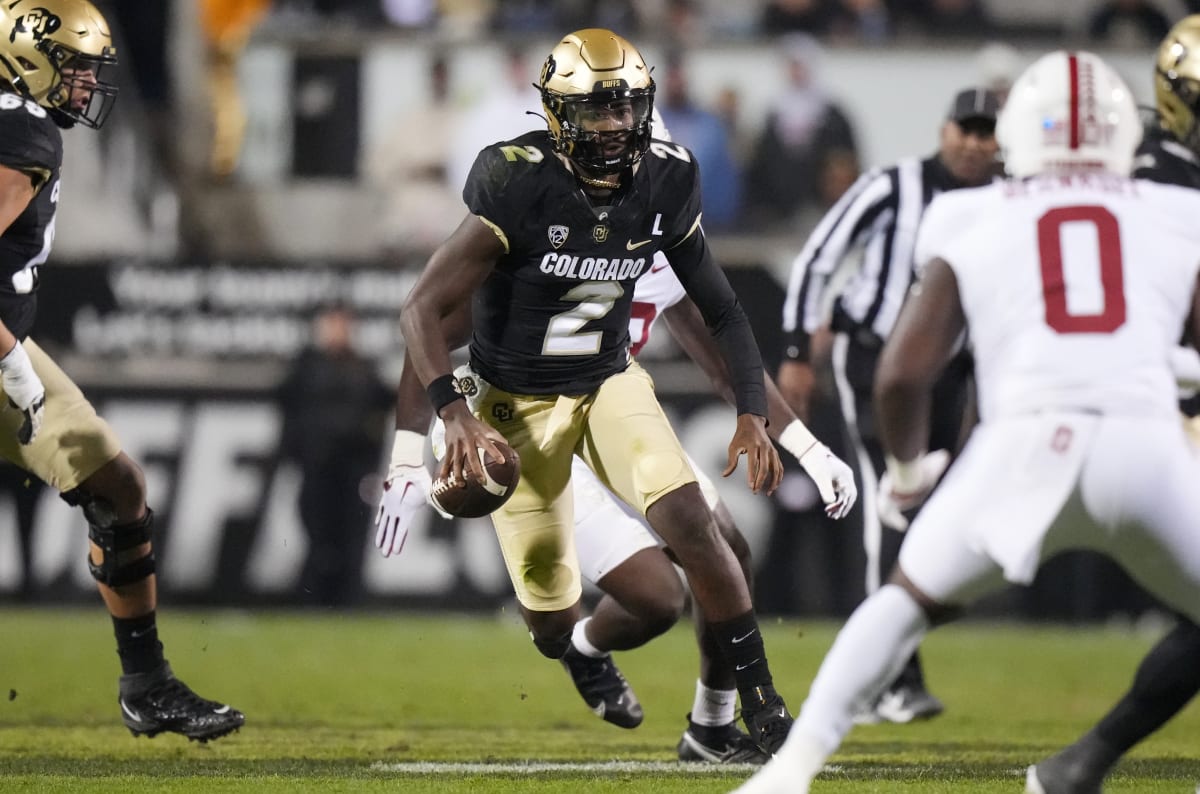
xmin=729 ymin=755 xmax=812 ymax=794
xmin=1025 ymin=765 xmax=1047 ymax=794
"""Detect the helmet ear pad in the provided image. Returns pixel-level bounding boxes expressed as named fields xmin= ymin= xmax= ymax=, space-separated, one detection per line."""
xmin=996 ymin=50 xmax=1141 ymax=178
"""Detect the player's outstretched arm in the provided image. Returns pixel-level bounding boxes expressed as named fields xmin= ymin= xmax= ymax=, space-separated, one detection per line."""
xmin=400 ymin=213 xmax=508 ymax=488
xmin=662 ymin=297 xmax=856 ymax=517
xmin=874 ymin=258 xmax=964 ymax=514
xmin=664 ymin=232 xmax=782 ymax=494
xmin=376 ymin=305 xmax=476 ymax=557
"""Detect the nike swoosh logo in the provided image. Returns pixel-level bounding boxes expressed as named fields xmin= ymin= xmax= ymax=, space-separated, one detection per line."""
xmin=735 ymin=658 xmax=761 ymax=671
xmin=119 ymin=699 xmax=142 ymax=723
xmin=214 ymin=705 xmax=231 ymax=714
xmin=649 ymin=263 xmax=669 ymax=273
xmin=731 ymin=630 xmax=757 ymax=644
xmin=130 ymin=628 xmax=153 ymax=639
xmin=626 ymin=239 xmax=652 ymax=250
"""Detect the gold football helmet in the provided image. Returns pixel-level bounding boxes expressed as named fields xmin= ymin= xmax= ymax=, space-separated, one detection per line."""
xmin=538 ymin=28 xmax=654 ymax=175
xmin=0 ymin=0 xmax=117 ymax=129
xmin=1155 ymin=15 xmax=1200 ymax=156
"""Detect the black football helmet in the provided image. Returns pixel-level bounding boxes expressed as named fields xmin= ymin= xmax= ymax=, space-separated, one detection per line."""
xmin=538 ymin=28 xmax=655 ymax=176
xmin=0 ymin=0 xmax=117 ymax=129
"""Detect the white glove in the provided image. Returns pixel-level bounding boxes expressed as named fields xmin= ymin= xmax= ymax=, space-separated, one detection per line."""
xmin=0 ymin=340 xmax=44 ymax=445
xmin=375 ymin=466 xmax=435 ymax=557
xmin=877 ymin=449 xmax=951 ymax=531
xmin=1171 ymin=346 xmax=1200 ymax=396
xmin=778 ymin=419 xmax=858 ymax=520
xmin=375 ymin=430 xmax=447 ymax=558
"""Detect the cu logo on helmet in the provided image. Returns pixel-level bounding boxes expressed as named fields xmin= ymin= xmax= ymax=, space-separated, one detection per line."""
xmin=10 ymin=9 xmax=61 ymax=43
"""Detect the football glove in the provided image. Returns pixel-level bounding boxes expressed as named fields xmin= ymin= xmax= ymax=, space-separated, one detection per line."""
xmin=0 ymin=340 xmax=44 ymax=445
xmin=375 ymin=430 xmax=448 ymax=558
xmin=877 ymin=449 xmax=951 ymax=531
xmin=1170 ymin=345 xmax=1200 ymax=396
xmin=778 ymin=419 xmax=858 ymax=519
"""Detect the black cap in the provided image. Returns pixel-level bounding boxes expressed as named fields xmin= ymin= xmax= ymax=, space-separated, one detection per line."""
xmin=947 ymin=87 xmax=1001 ymax=124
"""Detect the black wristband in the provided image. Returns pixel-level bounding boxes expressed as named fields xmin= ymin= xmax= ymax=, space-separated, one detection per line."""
xmin=427 ymin=374 xmax=465 ymax=415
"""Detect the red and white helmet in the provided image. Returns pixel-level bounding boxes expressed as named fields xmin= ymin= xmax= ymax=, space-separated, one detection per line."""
xmin=996 ymin=50 xmax=1141 ymax=178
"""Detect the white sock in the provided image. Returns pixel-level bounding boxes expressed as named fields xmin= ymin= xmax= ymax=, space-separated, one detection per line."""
xmin=795 ymin=584 xmax=930 ymax=755
xmin=571 ymin=617 xmax=607 ymax=658
xmin=690 ymin=679 xmax=737 ymax=727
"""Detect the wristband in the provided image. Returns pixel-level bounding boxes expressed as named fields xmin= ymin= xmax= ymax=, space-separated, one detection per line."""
xmin=885 ymin=453 xmax=925 ymax=494
xmin=388 ymin=430 xmax=427 ymax=480
xmin=777 ymin=418 xmax=819 ymax=461
xmin=426 ymin=374 xmax=465 ymax=416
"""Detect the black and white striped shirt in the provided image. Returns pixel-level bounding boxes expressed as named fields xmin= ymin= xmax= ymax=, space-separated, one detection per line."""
xmin=781 ymin=154 xmax=967 ymax=361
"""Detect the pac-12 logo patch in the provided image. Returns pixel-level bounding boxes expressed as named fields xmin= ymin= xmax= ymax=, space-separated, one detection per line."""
xmin=547 ymin=225 xmax=569 ymax=249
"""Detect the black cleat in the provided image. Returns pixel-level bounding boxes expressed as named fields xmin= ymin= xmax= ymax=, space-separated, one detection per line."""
xmin=560 ymin=645 xmax=643 ymax=728
xmin=119 ymin=662 xmax=244 ymax=742
xmin=677 ymin=713 xmax=770 ymax=764
xmin=742 ymin=695 xmax=794 ymax=756
xmin=1025 ymin=748 xmax=1109 ymax=794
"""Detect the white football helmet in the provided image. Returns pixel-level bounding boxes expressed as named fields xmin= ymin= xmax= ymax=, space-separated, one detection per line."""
xmin=996 ymin=50 xmax=1141 ymax=178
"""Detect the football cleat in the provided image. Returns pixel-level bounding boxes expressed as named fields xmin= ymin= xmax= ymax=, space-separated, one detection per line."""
xmin=677 ymin=713 xmax=771 ymax=764
xmin=118 ymin=662 xmax=245 ymax=742
xmin=871 ymin=682 xmax=945 ymax=724
xmin=560 ymin=644 xmax=643 ymax=729
xmin=1025 ymin=750 xmax=1107 ymax=794
xmin=742 ymin=695 xmax=793 ymax=755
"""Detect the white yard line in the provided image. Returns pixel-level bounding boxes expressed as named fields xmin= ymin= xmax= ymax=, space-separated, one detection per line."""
xmin=369 ymin=761 xmax=761 ymax=774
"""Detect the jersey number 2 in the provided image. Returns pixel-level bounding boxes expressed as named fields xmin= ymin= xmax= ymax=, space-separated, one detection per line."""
xmin=542 ymin=281 xmax=624 ymax=356
xmin=1036 ymin=205 xmax=1125 ymax=334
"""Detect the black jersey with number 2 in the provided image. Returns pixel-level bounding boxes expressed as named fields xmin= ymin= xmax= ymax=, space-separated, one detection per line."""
xmin=0 ymin=91 xmax=62 ymax=339
xmin=462 ymin=130 xmax=702 ymax=396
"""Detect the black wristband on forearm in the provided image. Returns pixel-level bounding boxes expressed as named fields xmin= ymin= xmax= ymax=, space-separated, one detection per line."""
xmin=427 ymin=374 xmax=465 ymax=415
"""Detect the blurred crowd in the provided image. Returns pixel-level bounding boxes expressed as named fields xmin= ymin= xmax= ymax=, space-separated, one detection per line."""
xmin=265 ymin=0 xmax=1199 ymax=46
xmin=83 ymin=0 xmax=1200 ymax=258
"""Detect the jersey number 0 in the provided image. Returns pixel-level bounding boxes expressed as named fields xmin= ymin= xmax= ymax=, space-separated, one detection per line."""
xmin=1036 ymin=205 xmax=1126 ymax=334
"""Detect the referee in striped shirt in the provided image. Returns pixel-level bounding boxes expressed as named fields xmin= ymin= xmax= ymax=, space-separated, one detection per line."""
xmin=777 ymin=86 xmax=1001 ymax=725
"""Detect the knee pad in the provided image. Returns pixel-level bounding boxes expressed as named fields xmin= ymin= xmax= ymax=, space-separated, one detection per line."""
xmin=530 ymin=630 xmax=572 ymax=660
xmin=86 ymin=508 xmax=156 ymax=588
xmin=61 ymin=486 xmax=118 ymax=529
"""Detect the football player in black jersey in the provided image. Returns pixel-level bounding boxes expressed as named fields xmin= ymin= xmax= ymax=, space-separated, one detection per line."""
xmin=1026 ymin=17 xmax=1200 ymax=794
xmin=400 ymin=29 xmax=794 ymax=754
xmin=0 ymin=0 xmax=243 ymax=741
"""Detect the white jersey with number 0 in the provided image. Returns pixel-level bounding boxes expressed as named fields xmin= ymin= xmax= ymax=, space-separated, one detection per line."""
xmin=916 ymin=174 xmax=1200 ymax=423
xmin=899 ymin=174 xmax=1200 ymax=617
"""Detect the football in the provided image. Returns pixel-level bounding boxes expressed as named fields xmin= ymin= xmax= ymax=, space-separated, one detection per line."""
xmin=430 ymin=441 xmax=521 ymax=518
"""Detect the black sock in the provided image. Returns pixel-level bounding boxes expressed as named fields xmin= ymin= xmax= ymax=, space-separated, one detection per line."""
xmin=112 ymin=611 xmax=165 ymax=675
xmin=708 ymin=610 xmax=777 ymax=709
xmin=1093 ymin=619 xmax=1200 ymax=755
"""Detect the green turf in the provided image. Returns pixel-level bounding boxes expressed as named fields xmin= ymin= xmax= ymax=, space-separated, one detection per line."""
xmin=1 ymin=608 xmax=1197 ymax=792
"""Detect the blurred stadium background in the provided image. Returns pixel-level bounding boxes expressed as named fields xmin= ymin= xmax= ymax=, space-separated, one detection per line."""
xmin=3 ymin=0 xmax=1190 ymax=623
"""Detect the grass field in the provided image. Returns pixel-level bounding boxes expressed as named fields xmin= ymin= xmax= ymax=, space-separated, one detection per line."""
xmin=1 ymin=608 xmax=1198 ymax=792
